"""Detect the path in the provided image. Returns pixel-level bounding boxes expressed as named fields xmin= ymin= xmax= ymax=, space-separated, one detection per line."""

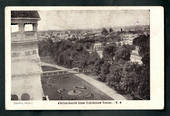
xmin=74 ymin=73 xmax=126 ymax=100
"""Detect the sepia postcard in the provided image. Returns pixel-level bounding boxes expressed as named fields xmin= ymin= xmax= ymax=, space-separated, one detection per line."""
xmin=5 ymin=6 xmax=164 ymax=110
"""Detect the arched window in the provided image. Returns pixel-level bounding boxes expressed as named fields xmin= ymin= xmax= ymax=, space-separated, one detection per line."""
xmin=21 ymin=93 xmax=30 ymax=100
xmin=11 ymin=94 xmax=18 ymax=100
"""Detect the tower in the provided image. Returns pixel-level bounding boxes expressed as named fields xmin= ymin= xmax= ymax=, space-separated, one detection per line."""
xmin=11 ymin=11 xmax=44 ymax=100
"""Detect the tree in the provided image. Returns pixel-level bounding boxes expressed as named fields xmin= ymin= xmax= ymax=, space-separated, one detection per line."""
xmin=115 ymin=45 xmax=131 ymax=61
xmin=87 ymin=52 xmax=100 ymax=64
xmin=109 ymin=28 xmax=113 ymax=33
xmin=142 ymin=52 xmax=150 ymax=66
xmin=38 ymin=37 xmax=53 ymax=57
xmin=103 ymin=43 xmax=117 ymax=62
xmin=133 ymin=34 xmax=149 ymax=56
xmin=98 ymin=61 xmax=110 ymax=82
xmin=52 ymin=40 xmax=90 ymax=69
xmin=101 ymin=28 xmax=109 ymax=36
xmin=121 ymin=61 xmax=149 ymax=99
xmin=75 ymin=43 xmax=83 ymax=52
xmin=94 ymin=59 xmax=104 ymax=75
xmin=133 ymin=34 xmax=150 ymax=99
xmin=106 ymin=63 xmax=124 ymax=89
xmin=119 ymin=72 xmax=139 ymax=94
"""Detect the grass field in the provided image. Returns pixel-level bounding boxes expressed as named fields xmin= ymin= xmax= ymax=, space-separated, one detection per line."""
xmin=41 ymin=66 xmax=60 ymax=71
xmin=41 ymin=74 xmax=112 ymax=100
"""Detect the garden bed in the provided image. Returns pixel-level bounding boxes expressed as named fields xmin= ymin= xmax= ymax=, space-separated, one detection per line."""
xmin=41 ymin=66 xmax=60 ymax=71
xmin=41 ymin=74 xmax=112 ymax=100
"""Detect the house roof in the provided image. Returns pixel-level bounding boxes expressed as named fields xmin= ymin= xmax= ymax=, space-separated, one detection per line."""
xmin=11 ymin=11 xmax=40 ymax=19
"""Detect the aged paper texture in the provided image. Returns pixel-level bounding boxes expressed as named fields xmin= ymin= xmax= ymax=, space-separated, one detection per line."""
xmin=5 ymin=6 xmax=164 ymax=110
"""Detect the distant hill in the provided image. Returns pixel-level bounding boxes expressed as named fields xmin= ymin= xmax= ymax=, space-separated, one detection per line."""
xmin=38 ymin=25 xmax=149 ymax=33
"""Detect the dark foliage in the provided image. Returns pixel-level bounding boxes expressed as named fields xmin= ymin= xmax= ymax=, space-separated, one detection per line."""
xmin=38 ymin=33 xmax=150 ymax=100
xmin=101 ymin=28 xmax=109 ymax=36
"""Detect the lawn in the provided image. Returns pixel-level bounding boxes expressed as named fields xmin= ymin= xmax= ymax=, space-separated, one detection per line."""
xmin=41 ymin=66 xmax=60 ymax=71
xmin=41 ymin=74 xmax=112 ymax=100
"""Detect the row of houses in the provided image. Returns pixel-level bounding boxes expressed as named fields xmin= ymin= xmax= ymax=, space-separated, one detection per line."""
xmin=38 ymin=30 xmax=102 ymax=41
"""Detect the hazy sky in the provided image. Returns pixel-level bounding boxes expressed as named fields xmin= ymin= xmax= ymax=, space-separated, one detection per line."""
xmin=38 ymin=10 xmax=149 ymax=31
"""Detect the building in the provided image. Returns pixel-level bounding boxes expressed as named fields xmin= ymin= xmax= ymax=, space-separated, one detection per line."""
xmin=119 ymin=33 xmax=138 ymax=45
xmin=93 ymin=42 xmax=103 ymax=58
xmin=11 ymin=11 xmax=44 ymax=100
xmin=130 ymin=46 xmax=142 ymax=64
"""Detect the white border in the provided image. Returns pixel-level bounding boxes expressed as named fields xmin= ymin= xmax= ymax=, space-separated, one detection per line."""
xmin=5 ymin=6 xmax=164 ymax=110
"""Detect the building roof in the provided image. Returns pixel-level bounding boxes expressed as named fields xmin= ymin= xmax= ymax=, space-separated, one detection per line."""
xmin=11 ymin=11 xmax=40 ymax=19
